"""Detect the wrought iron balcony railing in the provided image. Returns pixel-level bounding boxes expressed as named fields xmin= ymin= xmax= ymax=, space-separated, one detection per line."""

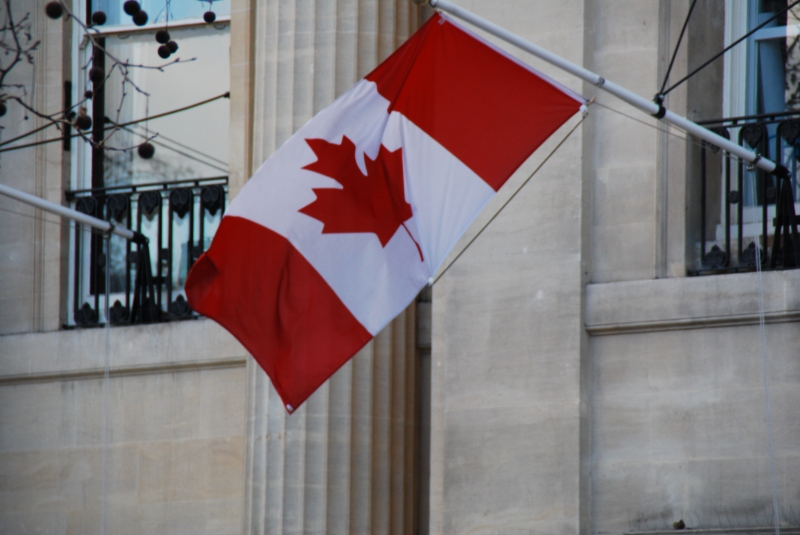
xmin=691 ymin=111 xmax=800 ymax=275
xmin=65 ymin=176 xmax=227 ymax=327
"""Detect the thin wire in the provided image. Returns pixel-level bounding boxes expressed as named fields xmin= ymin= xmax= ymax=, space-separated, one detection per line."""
xmin=663 ymin=0 xmax=800 ymax=96
xmin=433 ymin=114 xmax=585 ymax=285
xmin=102 ymin=235 xmax=111 ymax=535
xmin=120 ymin=125 xmax=229 ymax=172
xmin=0 ymin=91 xmax=231 ymax=151
xmin=108 ymin=92 xmax=230 ymax=129
xmin=749 ymin=171 xmax=781 ymax=535
xmin=130 ymin=123 xmax=228 ymax=166
xmin=593 ymin=100 xmax=755 ymax=170
xmin=659 ymin=0 xmax=698 ymax=96
xmin=594 ymin=101 xmax=686 ymax=141
xmin=0 ymin=120 xmax=58 ymax=148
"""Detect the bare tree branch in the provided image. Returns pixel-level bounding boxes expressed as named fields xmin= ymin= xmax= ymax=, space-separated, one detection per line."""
xmin=0 ymin=0 xmax=196 ymax=153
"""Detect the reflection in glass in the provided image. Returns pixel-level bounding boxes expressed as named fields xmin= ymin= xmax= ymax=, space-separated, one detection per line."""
xmin=73 ymin=23 xmax=229 ymax=309
xmin=93 ymin=0 xmax=231 ymax=28
xmin=100 ymin=25 xmax=230 ymax=188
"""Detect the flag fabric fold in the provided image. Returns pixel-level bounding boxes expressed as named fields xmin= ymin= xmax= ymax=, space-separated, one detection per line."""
xmin=186 ymin=13 xmax=585 ymax=412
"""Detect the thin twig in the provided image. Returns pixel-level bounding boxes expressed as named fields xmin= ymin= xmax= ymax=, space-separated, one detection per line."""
xmin=0 ymin=0 xmax=197 ymax=155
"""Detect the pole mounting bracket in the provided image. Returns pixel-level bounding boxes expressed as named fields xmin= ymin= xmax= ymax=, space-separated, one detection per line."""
xmin=746 ymin=154 xmax=762 ymax=171
xmin=651 ymin=94 xmax=667 ymax=119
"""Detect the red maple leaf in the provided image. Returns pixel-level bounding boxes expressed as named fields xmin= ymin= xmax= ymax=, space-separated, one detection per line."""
xmin=300 ymin=136 xmax=423 ymax=261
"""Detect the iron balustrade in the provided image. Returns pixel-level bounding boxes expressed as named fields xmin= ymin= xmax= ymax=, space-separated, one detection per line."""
xmin=65 ymin=176 xmax=227 ymax=327
xmin=691 ymin=112 xmax=800 ymax=275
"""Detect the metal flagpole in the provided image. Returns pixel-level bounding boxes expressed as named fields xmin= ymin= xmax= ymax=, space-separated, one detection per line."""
xmin=425 ymin=0 xmax=790 ymax=179
xmin=0 ymin=183 xmax=144 ymax=243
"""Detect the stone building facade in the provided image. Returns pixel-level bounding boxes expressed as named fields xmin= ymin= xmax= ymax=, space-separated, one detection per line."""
xmin=2 ymin=1 xmax=800 ymax=534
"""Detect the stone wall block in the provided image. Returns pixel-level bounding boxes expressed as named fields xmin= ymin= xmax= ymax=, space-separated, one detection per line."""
xmin=591 ymin=273 xmax=800 ymax=532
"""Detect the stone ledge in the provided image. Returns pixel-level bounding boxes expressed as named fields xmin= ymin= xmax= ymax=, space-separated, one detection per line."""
xmin=586 ymin=270 xmax=800 ymax=336
xmin=624 ymin=528 xmax=800 ymax=535
xmin=0 ymin=318 xmax=247 ymax=377
xmin=586 ymin=308 xmax=800 ymax=335
xmin=0 ymin=357 xmax=247 ymax=386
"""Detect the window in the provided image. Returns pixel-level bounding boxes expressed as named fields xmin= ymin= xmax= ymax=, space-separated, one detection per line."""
xmin=66 ymin=0 xmax=230 ymax=326
xmin=690 ymin=0 xmax=800 ymax=274
xmin=90 ymin=0 xmax=231 ymax=27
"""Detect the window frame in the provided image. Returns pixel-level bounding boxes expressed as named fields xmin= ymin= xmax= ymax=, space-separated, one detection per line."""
xmin=66 ymin=3 xmax=231 ymax=327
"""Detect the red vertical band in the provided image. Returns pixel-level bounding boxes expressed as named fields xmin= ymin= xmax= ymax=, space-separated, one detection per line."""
xmin=366 ymin=14 xmax=582 ymax=191
xmin=186 ymin=216 xmax=373 ymax=411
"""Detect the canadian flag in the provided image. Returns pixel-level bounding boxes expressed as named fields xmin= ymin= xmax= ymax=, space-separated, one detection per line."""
xmin=186 ymin=14 xmax=584 ymax=412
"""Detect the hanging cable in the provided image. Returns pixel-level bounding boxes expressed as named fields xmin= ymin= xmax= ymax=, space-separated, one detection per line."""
xmin=662 ymin=0 xmax=800 ymax=97
xmin=116 ymin=124 xmax=229 ymax=172
xmin=0 ymin=91 xmax=230 ymax=151
xmin=0 ymin=121 xmax=61 ymax=148
xmin=433 ymin=113 xmax=586 ymax=285
xmin=102 ymin=234 xmax=111 ymax=535
xmin=749 ymin=169 xmax=782 ymax=535
xmin=594 ymin=101 xmax=685 ymax=141
xmin=658 ymin=0 xmax=698 ymax=97
xmin=591 ymin=100 xmax=780 ymax=172
xmin=131 ymin=123 xmax=228 ymax=166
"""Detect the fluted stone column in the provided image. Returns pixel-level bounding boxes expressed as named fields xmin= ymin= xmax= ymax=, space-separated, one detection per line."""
xmin=241 ymin=2 xmax=424 ymax=534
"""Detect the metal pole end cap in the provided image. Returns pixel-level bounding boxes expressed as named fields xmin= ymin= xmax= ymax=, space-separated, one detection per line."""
xmin=132 ymin=231 xmax=149 ymax=245
xmin=773 ymin=164 xmax=791 ymax=180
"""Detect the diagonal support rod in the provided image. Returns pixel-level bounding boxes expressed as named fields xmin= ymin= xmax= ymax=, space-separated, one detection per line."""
xmin=0 ymin=182 xmax=163 ymax=325
xmin=0 ymin=183 xmax=144 ymax=243
xmin=426 ymin=0 xmax=789 ymax=180
xmin=659 ymin=0 xmax=698 ymax=96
